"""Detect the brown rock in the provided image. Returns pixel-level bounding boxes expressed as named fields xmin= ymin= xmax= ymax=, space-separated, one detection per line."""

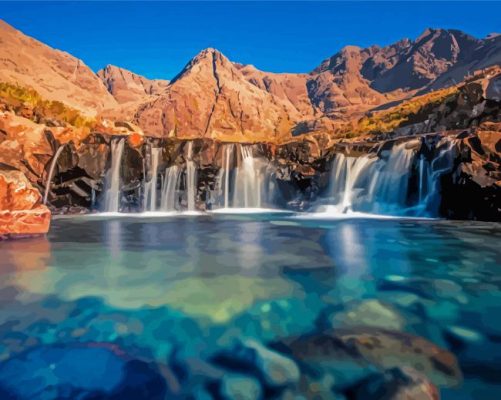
xmin=0 ymin=19 xmax=117 ymax=116
xmin=0 ymin=169 xmax=50 ymax=237
xmin=97 ymin=65 xmax=169 ymax=104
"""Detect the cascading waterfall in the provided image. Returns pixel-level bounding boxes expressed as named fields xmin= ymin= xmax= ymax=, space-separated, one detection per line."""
xmin=160 ymin=166 xmax=181 ymax=211
xmin=144 ymin=147 xmax=161 ymax=211
xmin=415 ymin=138 xmax=457 ymax=215
xmin=323 ymin=139 xmax=458 ymax=217
xmin=215 ymin=144 xmax=274 ymax=209
xmin=43 ymin=144 xmax=66 ymax=205
xmin=370 ymin=142 xmax=416 ymax=213
xmin=185 ymin=142 xmax=197 ymax=212
xmin=324 ymin=142 xmax=415 ymax=215
xmin=104 ymin=138 xmax=125 ymax=212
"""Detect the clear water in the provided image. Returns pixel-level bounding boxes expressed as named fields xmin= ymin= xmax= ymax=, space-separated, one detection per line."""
xmin=0 ymin=214 xmax=500 ymax=399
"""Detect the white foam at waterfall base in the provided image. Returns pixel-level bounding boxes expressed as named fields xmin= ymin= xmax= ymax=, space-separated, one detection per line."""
xmin=104 ymin=139 xmax=125 ymax=212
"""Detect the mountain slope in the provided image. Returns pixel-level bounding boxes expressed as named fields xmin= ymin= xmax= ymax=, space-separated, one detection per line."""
xmin=134 ymin=48 xmax=303 ymax=142
xmin=0 ymin=20 xmax=117 ymax=116
xmin=97 ymin=65 xmax=169 ymax=103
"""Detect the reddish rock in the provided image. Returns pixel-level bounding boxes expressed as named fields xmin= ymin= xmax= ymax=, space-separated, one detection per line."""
xmin=97 ymin=65 xmax=169 ymax=104
xmin=0 ymin=170 xmax=50 ymax=237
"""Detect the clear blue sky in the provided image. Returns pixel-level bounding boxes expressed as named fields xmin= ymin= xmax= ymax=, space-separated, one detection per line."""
xmin=1 ymin=1 xmax=499 ymax=80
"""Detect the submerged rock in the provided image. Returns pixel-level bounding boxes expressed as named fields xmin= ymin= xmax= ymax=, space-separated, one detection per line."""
xmin=220 ymin=374 xmax=262 ymax=400
xmin=212 ymin=339 xmax=300 ymax=389
xmin=0 ymin=343 xmax=170 ymax=399
xmin=347 ymin=367 xmax=440 ymax=400
xmin=326 ymin=299 xmax=406 ymax=331
xmin=277 ymin=328 xmax=462 ymax=389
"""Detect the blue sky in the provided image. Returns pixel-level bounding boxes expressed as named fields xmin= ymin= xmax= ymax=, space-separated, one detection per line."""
xmin=1 ymin=1 xmax=499 ymax=79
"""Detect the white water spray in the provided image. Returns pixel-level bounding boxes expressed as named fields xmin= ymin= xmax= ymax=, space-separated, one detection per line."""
xmin=104 ymin=138 xmax=125 ymax=212
xmin=43 ymin=145 xmax=66 ymax=205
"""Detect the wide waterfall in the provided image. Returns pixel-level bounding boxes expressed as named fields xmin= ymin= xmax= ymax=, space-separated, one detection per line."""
xmin=144 ymin=147 xmax=161 ymax=211
xmin=215 ymin=144 xmax=274 ymax=209
xmin=323 ymin=139 xmax=457 ymax=217
xmin=326 ymin=142 xmax=417 ymax=215
xmin=104 ymin=138 xmax=125 ymax=212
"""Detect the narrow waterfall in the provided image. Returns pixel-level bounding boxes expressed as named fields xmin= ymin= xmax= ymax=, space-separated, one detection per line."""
xmin=43 ymin=144 xmax=66 ymax=205
xmin=160 ymin=165 xmax=181 ymax=211
xmin=144 ymin=147 xmax=161 ymax=211
xmin=217 ymin=143 xmax=235 ymax=208
xmin=104 ymin=138 xmax=125 ymax=212
xmin=325 ymin=142 xmax=415 ymax=215
xmin=185 ymin=142 xmax=197 ymax=211
xmin=415 ymin=138 xmax=457 ymax=215
xmin=215 ymin=144 xmax=273 ymax=209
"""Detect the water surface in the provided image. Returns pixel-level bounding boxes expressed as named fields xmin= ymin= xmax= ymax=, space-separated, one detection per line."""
xmin=0 ymin=214 xmax=500 ymax=399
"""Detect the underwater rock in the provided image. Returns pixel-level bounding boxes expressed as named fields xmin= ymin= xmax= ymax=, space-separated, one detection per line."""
xmin=347 ymin=367 xmax=440 ymax=400
xmin=212 ymin=338 xmax=300 ymax=389
xmin=277 ymin=328 xmax=462 ymax=388
xmin=220 ymin=374 xmax=263 ymax=400
xmin=0 ymin=343 xmax=170 ymax=399
xmin=327 ymin=299 xmax=406 ymax=331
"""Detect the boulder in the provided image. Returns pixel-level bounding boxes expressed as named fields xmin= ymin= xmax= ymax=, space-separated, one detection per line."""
xmin=212 ymin=339 xmax=300 ymax=389
xmin=348 ymin=367 xmax=440 ymax=400
xmin=0 ymin=170 xmax=50 ymax=237
xmin=0 ymin=343 xmax=169 ymax=400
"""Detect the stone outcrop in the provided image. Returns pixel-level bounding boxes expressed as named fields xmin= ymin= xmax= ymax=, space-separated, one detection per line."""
xmin=0 ymin=169 xmax=50 ymax=237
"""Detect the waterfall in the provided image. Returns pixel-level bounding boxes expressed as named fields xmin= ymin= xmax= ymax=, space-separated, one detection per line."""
xmin=185 ymin=142 xmax=197 ymax=211
xmin=217 ymin=143 xmax=235 ymax=208
xmin=160 ymin=165 xmax=181 ymax=211
xmin=370 ymin=142 xmax=416 ymax=213
xmin=415 ymin=138 xmax=457 ymax=215
xmin=418 ymin=155 xmax=426 ymax=203
xmin=144 ymin=147 xmax=161 ymax=211
xmin=43 ymin=145 xmax=66 ymax=205
xmin=104 ymin=138 xmax=125 ymax=212
xmin=215 ymin=144 xmax=273 ymax=209
xmin=324 ymin=139 xmax=459 ymax=217
xmin=325 ymin=142 xmax=415 ymax=215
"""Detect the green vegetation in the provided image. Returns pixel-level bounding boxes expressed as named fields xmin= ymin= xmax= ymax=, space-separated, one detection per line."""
xmin=0 ymin=82 xmax=96 ymax=129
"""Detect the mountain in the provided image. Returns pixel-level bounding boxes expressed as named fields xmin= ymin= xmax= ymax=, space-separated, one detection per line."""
xmin=134 ymin=48 xmax=303 ymax=142
xmin=97 ymin=65 xmax=169 ymax=104
xmin=0 ymin=20 xmax=116 ymax=116
xmin=0 ymin=19 xmax=499 ymax=142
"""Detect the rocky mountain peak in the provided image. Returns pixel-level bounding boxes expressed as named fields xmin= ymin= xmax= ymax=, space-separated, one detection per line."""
xmin=97 ymin=64 xmax=169 ymax=104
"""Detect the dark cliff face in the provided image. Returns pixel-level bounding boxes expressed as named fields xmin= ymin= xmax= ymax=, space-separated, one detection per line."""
xmin=43 ymin=128 xmax=501 ymax=221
